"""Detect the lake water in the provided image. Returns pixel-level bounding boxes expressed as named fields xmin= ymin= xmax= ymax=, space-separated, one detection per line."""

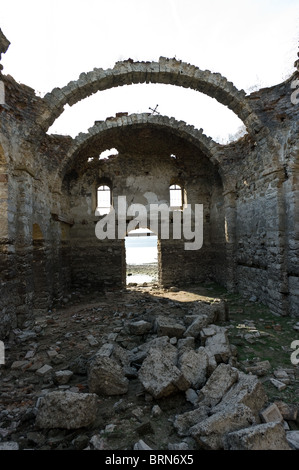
xmin=125 ymin=235 xmax=158 ymax=265
xmin=125 ymin=235 xmax=158 ymax=284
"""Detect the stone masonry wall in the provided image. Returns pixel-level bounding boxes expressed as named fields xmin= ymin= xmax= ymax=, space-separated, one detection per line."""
xmin=0 ymin=32 xmax=298 ymax=337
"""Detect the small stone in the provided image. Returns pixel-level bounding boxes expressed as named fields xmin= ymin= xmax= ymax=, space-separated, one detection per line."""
xmin=151 ymin=405 xmax=162 ymax=417
xmin=270 ymin=378 xmax=287 ymax=391
xmin=36 ymin=364 xmax=53 ymax=376
xmin=11 ymin=360 xmax=30 ymax=370
xmin=47 ymin=349 xmax=58 ymax=358
xmin=168 ymin=442 xmax=189 ymax=450
xmin=0 ymin=442 xmax=19 ymax=450
xmin=286 ymin=431 xmax=299 ymax=450
xmin=185 ymin=388 xmax=198 ymax=405
xmin=55 ymin=370 xmax=73 ymax=385
xmin=87 ymin=335 xmax=98 ymax=346
xmin=134 ymin=439 xmax=153 ymax=450
xmin=260 ymin=403 xmax=284 ymax=423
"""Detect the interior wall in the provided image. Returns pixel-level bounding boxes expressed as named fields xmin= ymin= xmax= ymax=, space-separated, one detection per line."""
xmin=63 ymin=130 xmax=226 ymax=290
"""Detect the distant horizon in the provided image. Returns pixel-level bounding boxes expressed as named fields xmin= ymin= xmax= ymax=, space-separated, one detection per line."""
xmin=125 ymin=234 xmax=158 ymax=265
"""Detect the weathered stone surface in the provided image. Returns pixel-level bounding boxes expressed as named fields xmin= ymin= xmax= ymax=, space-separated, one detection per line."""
xmin=190 ymin=404 xmax=256 ymax=450
xmin=197 ymin=363 xmax=239 ymax=407
xmin=183 ymin=315 xmax=210 ymax=338
xmin=155 ymin=315 xmax=185 ymax=338
xmin=274 ymin=401 xmax=298 ymax=421
xmin=54 ymin=369 xmax=73 ymax=385
xmin=286 ymin=430 xmax=299 ymax=450
xmin=133 ymin=439 xmax=153 ymax=450
xmin=224 ymin=421 xmax=292 ymax=450
xmin=129 ymin=320 xmax=152 ymax=335
xmin=35 ymin=391 xmax=98 ymax=429
xmin=0 ymin=442 xmax=19 ymax=450
xmin=174 ymin=406 xmax=210 ymax=437
xmin=178 ymin=348 xmax=208 ymax=389
xmin=204 ymin=325 xmax=232 ymax=363
xmin=138 ymin=347 xmax=190 ymax=398
xmin=212 ymin=371 xmax=268 ymax=419
xmin=88 ymin=355 xmax=129 ymax=395
xmin=243 ymin=360 xmax=272 ymax=376
xmin=260 ymin=403 xmax=284 ymax=423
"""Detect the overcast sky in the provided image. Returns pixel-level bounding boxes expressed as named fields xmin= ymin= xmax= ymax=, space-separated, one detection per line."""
xmin=1 ymin=0 xmax=298 ymax=142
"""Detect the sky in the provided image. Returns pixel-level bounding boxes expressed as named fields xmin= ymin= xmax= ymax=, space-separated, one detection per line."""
xmin=1 ymin=0 xmax=298 ymax=142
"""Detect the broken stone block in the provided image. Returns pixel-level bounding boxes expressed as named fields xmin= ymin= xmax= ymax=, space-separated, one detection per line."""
xmin=35 ymin=391 xmax=98 ymax=429
xmin=197 ymin=363 xmax=239 ymax=407
xmin=54 ymin=370 xmax=73 ymax=385
xmin=204 ymin=326 xmax=232 ymax=363
xmin=185 ymin=388 xmax=199 ymax=405
xmin=133 ymin=439 xmax=153 ymax=450
xmin=155 ymin=315 xmax=185 ymax=338
xmin=193 ymin=299 xmax=228 ymax=323
xmin=96 ymin=343 xmax=114 ymax=357
xmin=286 ymin=430 xmax=299 ymax=450
xmin=0 ymin=442 xmax=19 ymax=450
xmin=274 ymin=401 xmax=298 ymax=421
xmin=87 ymin=335 xmax=99 ymax=346
xmin=183 ymin=314 xmax=210 ymax=339
xmin=270 ymin=378 xmax=287 ymax=391
xmin=11 ymin=360 xmax=30 ymax=370
xmin=190 ymin=404 xmax=256 ymax=450
xmin=243 ymin=360 xmax=272 ymax=376
xmin=177 ymin=337 xmax=195 ymax=355
xmin=138 ymin=347 xmax=190 ymax=399
xmin=274 ymin=369 xmax=291 ymax=384
xmin=174 ymin=405 xmax=210 ymax=436
xmin=168 ymin=442 xmax=189 ymax=450
xmin=260 ymin=402 xmax=284 ymax=423
xmin=200 ymin=326 xmax=217 ymax=342
xmin=129 ymin=320 xmax=152 ymax=335
xmin=178 ymin=348 xmax=208 ymax=389
xmin=224 ymin=421 xmax=292 ymax=450
xmin=88 ymin=355 xmax=129 ymax=395
xmin=211 ymin=370 xmax=268 ymax=421
xmin=36 ymin=364 xmax=53 ymax=376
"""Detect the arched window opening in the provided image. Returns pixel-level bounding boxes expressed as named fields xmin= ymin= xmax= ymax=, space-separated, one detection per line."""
xmin=96 ymin=185 xmax=111 ymax=215
xmin=170 ymin=184 xmax=183 ymax=210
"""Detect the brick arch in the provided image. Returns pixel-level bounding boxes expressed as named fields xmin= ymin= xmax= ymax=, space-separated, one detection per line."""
xmin=52 ymin=113 xmax=221 ymax=192
xmin=39 ymin=57 xmax=263 ymax=138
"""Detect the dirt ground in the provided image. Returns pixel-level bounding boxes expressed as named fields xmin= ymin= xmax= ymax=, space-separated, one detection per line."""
xmin=0 ymin=268 xmax=298 ymax=450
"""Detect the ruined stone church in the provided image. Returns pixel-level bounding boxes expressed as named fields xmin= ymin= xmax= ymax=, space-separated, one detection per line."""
xmin=0 ymin=28 xmax=298 ymax=340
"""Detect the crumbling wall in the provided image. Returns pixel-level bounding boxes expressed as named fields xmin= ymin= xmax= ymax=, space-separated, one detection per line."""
xmin=64 ymin=127 xmax=225 ymax=289
xmin=0 ymin=34 xmax=298 ymax=337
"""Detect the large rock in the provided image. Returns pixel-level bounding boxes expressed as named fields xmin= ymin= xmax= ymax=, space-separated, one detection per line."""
xmin=129 ymin=320 xmax=152 ymax=335
xmin=174 ymin=405 xmax=210 ymax=436
xmin=190 ymin=403 xmax=256 ymax=450
xmin=203 ymin=325 xmax=232 ymax=363
xmin=35 ymin=391 xmax=98 ymax=429
xmin=138 ymin=346 xmax=190 ymax=398
xmin=211 ymin=370 xmax=268 ymax=420
xmin=224 ymin=421 xmax=292 ymax=450
xmin=178 ymin=348 xmax=208 ymax=389
xmin=183 ymin=315 xmax=210 ymax=339
xmin=197 ymin=363 xmax=239 ymax=407
xmin=155 ymin=315 xmax=186 ymax=338
xmin=88 ymin=355 xmax=129 ymax=395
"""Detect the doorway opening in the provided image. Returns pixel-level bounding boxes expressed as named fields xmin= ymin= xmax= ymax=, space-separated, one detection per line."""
xmin=125 ymin=228 xmax=158 ymax=285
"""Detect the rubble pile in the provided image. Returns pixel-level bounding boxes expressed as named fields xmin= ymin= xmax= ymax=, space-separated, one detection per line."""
xmin=0 ymin=287 xmax=298 ymax=451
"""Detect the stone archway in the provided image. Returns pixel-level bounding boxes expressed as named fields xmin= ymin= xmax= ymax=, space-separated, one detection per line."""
xmin=51 ymin=113 xmax=221 ymax=192
xmin=35 ymin=57 xmax=263 ymax=139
